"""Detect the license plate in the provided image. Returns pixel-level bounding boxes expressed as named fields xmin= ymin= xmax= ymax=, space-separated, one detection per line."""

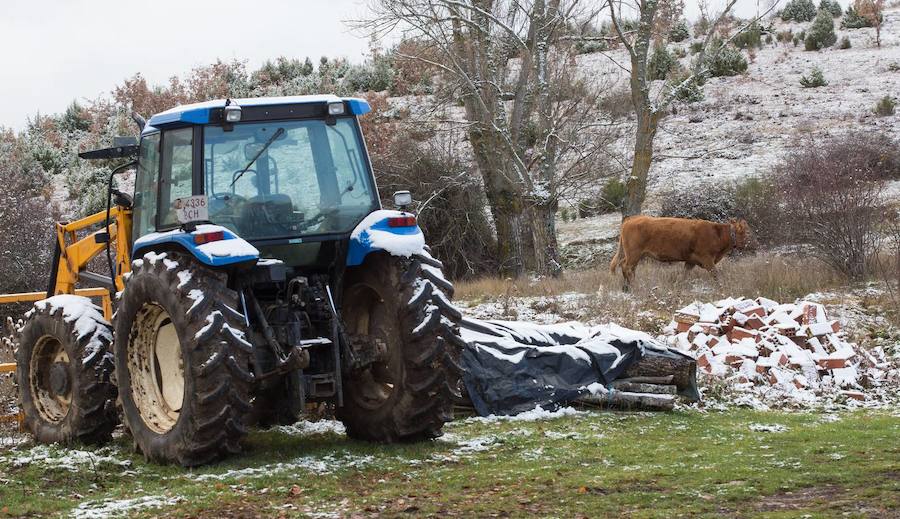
xmin=173 ymin=195 xmax=209 ymax=224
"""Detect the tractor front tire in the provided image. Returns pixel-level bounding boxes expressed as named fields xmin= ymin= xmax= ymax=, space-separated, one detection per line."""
xmin=337 ymin=252 xmax=461 ymax=442
xmin=16 ymin=297 xmax=117 ymax=445
xmin=114 ymin=251 xmax=254 ymax=466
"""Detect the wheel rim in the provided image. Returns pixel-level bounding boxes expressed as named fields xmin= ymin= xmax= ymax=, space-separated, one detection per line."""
xmin=344 ymin=285 xmax=398 ymax=410
xmin=128 ymin=304 xmax=184 ymax=434
xmin=29 ymin=336 xmax=72 ymax=423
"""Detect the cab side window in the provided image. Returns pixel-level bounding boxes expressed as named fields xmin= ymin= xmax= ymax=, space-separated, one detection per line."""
xmin=159 ymin=127 xmax=194 ymax=228
xmin=133 ymin=133 xmax=160 ymax=238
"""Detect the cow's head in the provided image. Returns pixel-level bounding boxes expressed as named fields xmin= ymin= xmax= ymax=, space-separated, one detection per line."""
xmin=729 ymin=219 xmax=752 ymax=250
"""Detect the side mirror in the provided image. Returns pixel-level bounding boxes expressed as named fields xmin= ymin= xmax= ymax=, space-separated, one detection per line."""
xmin=393 ymin=190 xmax=412 ymax=210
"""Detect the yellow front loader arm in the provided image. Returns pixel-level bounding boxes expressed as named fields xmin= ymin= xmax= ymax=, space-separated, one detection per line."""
xmin=0 ymin=205 xmax=132 ymax=428
xmin=49 ymin=206 xmax=134 ymax=303
xmin=0 ymin=205 xmax=133 ymax=322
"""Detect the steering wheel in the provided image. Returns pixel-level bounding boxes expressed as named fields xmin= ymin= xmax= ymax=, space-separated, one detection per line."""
xmin=210 ymin=192 xmax=246 ymax=202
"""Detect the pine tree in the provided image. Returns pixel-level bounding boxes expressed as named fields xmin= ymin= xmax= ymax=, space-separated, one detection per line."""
xmin=805 ymin=9 xmax=837 ymax=50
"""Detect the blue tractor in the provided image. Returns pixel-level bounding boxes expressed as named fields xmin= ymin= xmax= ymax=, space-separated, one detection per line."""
xmin=14 ymin=95 xmax=463 ymax=466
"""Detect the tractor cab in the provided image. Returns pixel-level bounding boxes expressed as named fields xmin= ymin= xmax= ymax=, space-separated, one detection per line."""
xmin=132 ymin=96 xmax=381 ymax=270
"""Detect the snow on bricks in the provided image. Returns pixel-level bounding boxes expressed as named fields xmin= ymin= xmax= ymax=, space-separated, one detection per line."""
xmin=661 ymin=297 xmax=897 ymax=408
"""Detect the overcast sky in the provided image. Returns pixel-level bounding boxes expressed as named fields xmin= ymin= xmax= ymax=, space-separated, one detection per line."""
xmin=0 ymin=0 xmax=374 ymax=130
xmin=2 ymin=0 xmax=785 ymax=130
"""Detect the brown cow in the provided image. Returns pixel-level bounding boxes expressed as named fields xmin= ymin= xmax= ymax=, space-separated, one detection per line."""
xmin=609 ymin=216 xmax=750 ymax=290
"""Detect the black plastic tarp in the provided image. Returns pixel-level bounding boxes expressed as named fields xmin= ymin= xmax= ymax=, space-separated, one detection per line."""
xmin=459 ymin=318 xmax=670 ymax=416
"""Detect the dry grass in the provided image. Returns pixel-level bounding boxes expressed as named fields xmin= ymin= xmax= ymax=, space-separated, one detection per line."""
xmin=456 ymin=252 xmax=847 ymax=302
xmin=455 ymin=252 xmax=854 ymax=333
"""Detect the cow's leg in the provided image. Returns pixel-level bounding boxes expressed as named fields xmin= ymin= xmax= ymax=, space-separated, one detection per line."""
xmin=679 ymin=262 xmax=695 ymax=283
xmin=703 ymin=261 xmax=723 ymax=287
xmin=621 ymin=256 xmax=637 ymax=292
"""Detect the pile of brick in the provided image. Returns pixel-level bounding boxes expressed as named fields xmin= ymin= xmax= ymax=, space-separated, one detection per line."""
xmin=660 ymin=297 xmax=892 ymax=402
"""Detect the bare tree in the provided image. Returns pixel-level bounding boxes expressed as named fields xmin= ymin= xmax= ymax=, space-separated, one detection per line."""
xmin=855 ymin=0 xmax=885 ymax=47
xmin=607 ymin=0 xmax=776 ymax=217
xmin=362 ymin=0 xmax=611 ymax=276
xmin=776 ymin=133 xmax=887 ymax=280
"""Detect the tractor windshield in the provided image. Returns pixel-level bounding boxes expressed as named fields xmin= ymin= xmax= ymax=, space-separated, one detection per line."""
xmin=203 ymin=117 xmax=378 ymax=240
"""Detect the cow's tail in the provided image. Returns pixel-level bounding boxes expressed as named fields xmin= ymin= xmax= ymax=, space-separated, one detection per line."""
xmin=609 ymin=233 xmax=623 ymax=274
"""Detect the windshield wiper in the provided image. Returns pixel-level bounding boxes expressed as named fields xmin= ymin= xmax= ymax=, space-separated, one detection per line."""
xmin=231 ymin=127 xmax=285 ymax=187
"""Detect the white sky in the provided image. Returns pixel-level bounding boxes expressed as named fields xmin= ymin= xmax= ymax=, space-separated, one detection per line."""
xmin=1 ymin=0 xmax=792 ymax=130
xmin=0 ymin=0 xmax=374 ymax=130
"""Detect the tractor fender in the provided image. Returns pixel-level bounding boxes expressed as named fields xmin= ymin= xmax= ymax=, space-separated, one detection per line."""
xmin=132 ymin=224 xmax=259 ymax=268
xmin=346 ymin=210 xmax=426 ymax=266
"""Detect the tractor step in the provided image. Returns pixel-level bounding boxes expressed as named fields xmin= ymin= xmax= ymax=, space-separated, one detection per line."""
xmin=305 ymin=373 xmax=337 ymax=398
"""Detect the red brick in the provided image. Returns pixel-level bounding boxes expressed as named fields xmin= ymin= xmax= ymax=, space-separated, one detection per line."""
xmin=743 ymin=305 xmax=766 ymax=318
xmin=817 ymin=357 xmax=849 ymax=370
xmin=725 ymin=354 xmax=746 ymax=367
xmin=743 ymin=316 xmax=766 ymax=330
xmin=803 ymin=303 xmax=818 ymax=325
xmin=674 ymin=312 xmax=699 ymax=325
xmin=696 ymin=352 xmax=711 ymax=368
xmin=675 ymin=321 xmax=692 ymax=333
xmin=841 ymin=390 xmax=865 ymax=401
xmin=727 ymin=327 xmax=759 ymax=342
xmin=788 ymin=335 xmax=808 ymax=348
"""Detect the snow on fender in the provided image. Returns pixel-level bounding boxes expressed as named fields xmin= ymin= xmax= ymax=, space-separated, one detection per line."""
xmin=347 ymin=209 xmax=426 ymax=265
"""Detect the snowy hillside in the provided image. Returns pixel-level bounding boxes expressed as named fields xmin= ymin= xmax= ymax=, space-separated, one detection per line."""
xmin=593 ymin=8 xmax=900 ymax=208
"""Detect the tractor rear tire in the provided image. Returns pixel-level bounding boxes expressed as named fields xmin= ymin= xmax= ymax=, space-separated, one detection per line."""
xmin=337 ymin=251 xmax=461 ymax=442
xmin=16 ymin=296 xmax=117 ymax=445
xmin=114 ymin=251 xmax=254 ymax=466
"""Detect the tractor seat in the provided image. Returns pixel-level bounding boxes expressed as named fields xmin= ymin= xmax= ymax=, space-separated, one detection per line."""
xmin=239 ymin=194 xmax=295 ymax=234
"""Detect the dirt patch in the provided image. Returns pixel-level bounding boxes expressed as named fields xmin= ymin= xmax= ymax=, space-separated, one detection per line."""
xmin=756 ymin=485 xmax=844 ymax=512
xmin=752 ymin=483 xmax=899 ymax=517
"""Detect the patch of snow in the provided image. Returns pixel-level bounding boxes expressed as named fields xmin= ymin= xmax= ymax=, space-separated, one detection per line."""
xmin=190 ymin=453 xmax=374 ymax=481
xmin=186 ymin=289 xmax=204 ymax=314
xmin=464 ymin=405 xmax=584 ymax=423
xmin=0 ymin=445 xmax=131 ymax=471
xmin=71 ymin=495 xmax=181 ymax=519
xmin=194 ymin=311 xmax=222 ymax=339
xmin=197 ymin=237 xmax=259 ymax=258
xmin=366 ymin=228 xmax=425 ymax=257
xmin=350 ymin=209 xmax=425 ymax=257
xmin=748 ymin=423 xmax=789 ymax=433
xmin=275 ymin=420 xmax=346 ymax=437
xmin=32 ymin=295 xmax=112 ymax=359
xmin=176 ymin=270 xmax=192 ymax=289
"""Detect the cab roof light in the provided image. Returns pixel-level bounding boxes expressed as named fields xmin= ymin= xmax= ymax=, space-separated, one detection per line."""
xmin=328 ymin=102 xmax=346 ymax=115
xmin=224 ymin=104 xmax=242 ymax=123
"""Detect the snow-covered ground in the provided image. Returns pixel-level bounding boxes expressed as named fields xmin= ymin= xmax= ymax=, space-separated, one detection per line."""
xmin=585 ymin=9 xmax=900 ymax=208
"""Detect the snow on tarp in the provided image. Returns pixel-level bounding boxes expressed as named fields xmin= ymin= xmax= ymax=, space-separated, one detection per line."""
xmin=459 ymin=318 xmax=666 ymax=416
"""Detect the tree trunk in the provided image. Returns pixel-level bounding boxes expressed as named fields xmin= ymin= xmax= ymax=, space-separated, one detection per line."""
xmin=484 ymin=187 xmax=527 ymax=276
xmin=522 ymin=201 xmax=561 ymax=275
xmin=623 ymin=109 xmax=661 ymax=217
xmin=623 ymin=349 xmax=700 ymax=401
xmin=468 ymin=123 xmax=561 ymax=277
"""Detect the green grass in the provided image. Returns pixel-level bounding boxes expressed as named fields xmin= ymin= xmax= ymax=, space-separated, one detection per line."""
xmin=1 ymin=409 xmax=897 ymax=518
